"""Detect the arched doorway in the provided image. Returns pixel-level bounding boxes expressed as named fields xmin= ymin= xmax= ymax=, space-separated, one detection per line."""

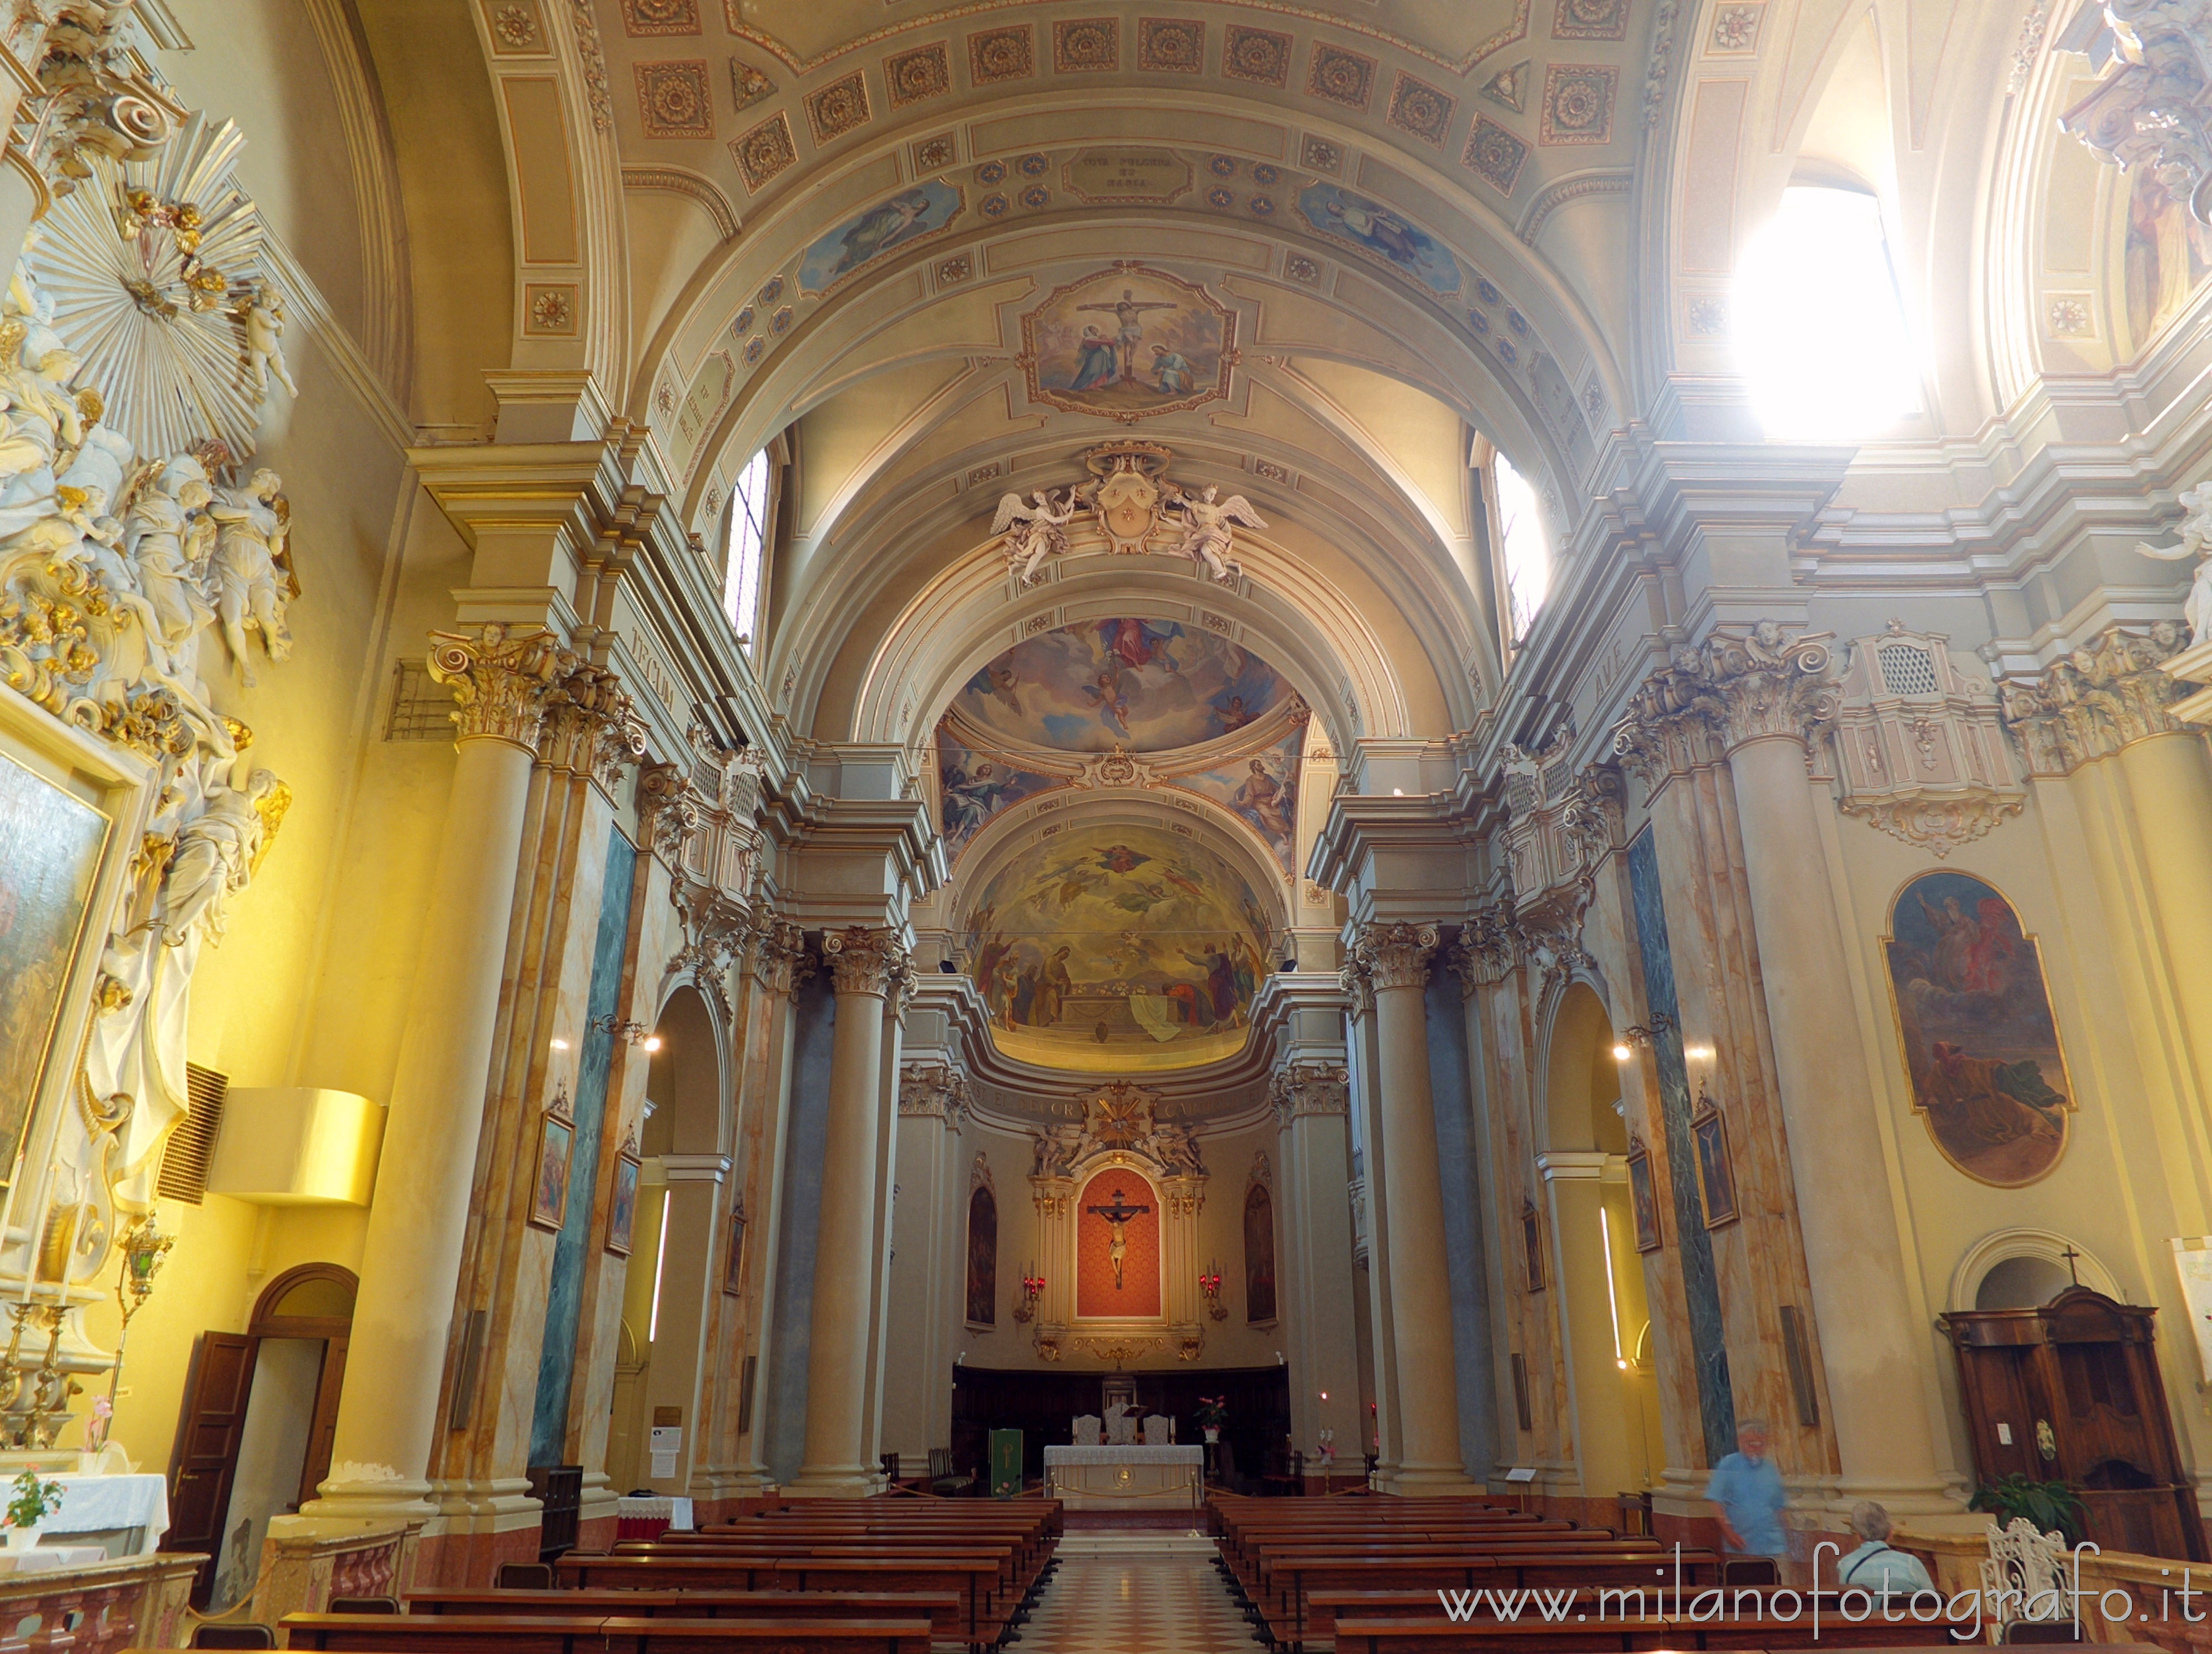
xmin=1539 ymin=985 xmax=1664 ymax=1508
xmin=177 ymin=1263 xmax=356 ymax=1610
xmin=606 ymin=986 xmax=727 ymax=1496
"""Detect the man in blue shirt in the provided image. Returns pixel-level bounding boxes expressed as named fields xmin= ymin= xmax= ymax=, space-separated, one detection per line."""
xmin=1705 ymin=1418 xmax=1789 ymax=1567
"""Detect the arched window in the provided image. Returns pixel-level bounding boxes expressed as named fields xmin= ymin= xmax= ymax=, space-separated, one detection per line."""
xmin=1734 ymin=185 xmax=1922 ymax=439
xmin=722 ymin=446 xmax=772 ymax=653
xmin=1493 ymin=451 xmax=1549 ymax=644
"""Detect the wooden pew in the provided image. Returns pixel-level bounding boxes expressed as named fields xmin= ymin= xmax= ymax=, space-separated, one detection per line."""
xmin=279 ymin=1613 xmax=931 ymax=1654
xmin=405 ymin=1588 xmax=966 ymax=1642
xmin=552 ymin=1553 xmax=1008 ymax=1647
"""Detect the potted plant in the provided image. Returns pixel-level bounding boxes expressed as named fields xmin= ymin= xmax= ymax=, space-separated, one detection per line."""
xmin=1968 ymin=1474 xmax=2086 ymax=1545
xmin=1193 ymin=1396 xmax=1227 ymax=1443
xmin=6 ymin=1469 xmax=63 ymax=1552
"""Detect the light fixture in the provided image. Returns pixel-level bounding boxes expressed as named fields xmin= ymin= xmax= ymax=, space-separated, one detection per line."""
xmin=643 ymin=1036 xmax=663 ymax=1053
xmin=1620 ymin=1011 xmax=1677 ymax=1051
xmin=1612 ymin=1043 xmax=1633 ymax=1062
xmin=1199 ymin=1263 xmax=1227 ymax=1321
xmin=551 ymin=1037 xmax=570 ymax=1052
xmin=1391 ymin=787 xmax=1404 ymax=797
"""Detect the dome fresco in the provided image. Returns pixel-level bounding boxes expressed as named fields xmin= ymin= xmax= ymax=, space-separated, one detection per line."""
xmin=962 ymin=823 xmax=1275 ymax=1075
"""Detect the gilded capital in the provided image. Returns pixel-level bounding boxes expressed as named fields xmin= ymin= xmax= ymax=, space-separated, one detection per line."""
xmin=1998 ymin=623 xmax=2193 ymax=778
xmin=1352 ymin=921 xmax=1439 ymax=991
xmin=823 ymin=925 xmax=908 ymax=999
xmin=426 ymin=623 xmax=575 ymax=752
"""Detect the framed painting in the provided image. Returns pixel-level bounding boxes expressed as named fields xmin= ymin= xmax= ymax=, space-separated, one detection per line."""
xmin=605 ymin=1144 xmax=641 ymax=1257
xmin=1625 ymin=1136 xmax=1662 ymax=1253
xmin=1690 ymin=1090 xmax=1739 ymax=1229
xmin=529 ymin=1114 xmax=574 ymax=1232
xmin=723 ymin=1199 xmax=748 ymax=1295
xmin=1018 ymin=264 xmax=1234 ymax=419
xmin=1883 ymin=870 xmax=2073 ymax=1187
xmin=1520 ymin=1196 xmax=1544 ymax=1291
xmin=0 ymin=747 xmax=115 ymax=1192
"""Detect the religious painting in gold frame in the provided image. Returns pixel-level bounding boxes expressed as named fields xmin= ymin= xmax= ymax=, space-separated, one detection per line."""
xmin=605 ymin=1136 xmax=641 ymax=1257
xmin=1881 ymin=870 xmax=2072 ymax=1188
xmin=1625 ymin=1135 xmax=1662 ymax=1253
xmin=1689 ymin=1087 xmax=1739 ymax=1229
xmin=0 ymin=747 xmax=115 ymax=1193
xmin=529 ymin=1083 xmax=575 ymax=1232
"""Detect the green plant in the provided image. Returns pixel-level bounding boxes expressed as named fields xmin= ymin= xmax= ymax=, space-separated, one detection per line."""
xmin=1193 ymin=1395 xmax=1228 ymax=1428
xmin=1969 ymin=1473 xmax=2085 ymax=1543
xmin=6 ymin=1470 xmax=61 ymax=1531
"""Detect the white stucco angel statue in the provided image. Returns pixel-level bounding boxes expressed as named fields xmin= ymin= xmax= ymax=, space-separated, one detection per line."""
xmin=2139 ymin=481 xmax=2212 ymax=644
xmin=237 ymin=283 xmax=299 ymax=400
xmin=1165 ymin=483 xmax=1265 ymax=583
xmin=993 ymin=487 xmax=1078 ymax=586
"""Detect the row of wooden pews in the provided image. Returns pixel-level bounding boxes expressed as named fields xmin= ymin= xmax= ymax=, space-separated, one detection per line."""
xmin=277 ymin=1496 xmax=1064 ymax=1654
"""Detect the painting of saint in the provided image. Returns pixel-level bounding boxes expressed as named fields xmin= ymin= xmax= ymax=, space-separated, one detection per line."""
xmin=1884 ymin=871 xmax=2073 ymax=1187
xmin=1020 ymin=266 xmax=1233 ymax=418
xmin=954 ymin=619 xmax=1293 ymax=754
xmin=1169 ymin=728 xmax=1303 ymax=872
xmin=797 ymin=179 xmax=964 ymax=295
xmin=1297 ymin=183 xmax=1463 ymax=297
xmin=962 ymin=823 xmax=1276 ymax=1073
xmin=529 ymin=1115 xmax=574 ymax=1230
xmin=1626 ymin=1139 xmax=1661 ymax=1253
xmin=1244 ymin=1183 xmax=1277 ymax=1323
xmin=0 ymin=753 xmax=111 ymax=1190
xmin=966 ymin=1183 xmax=997 ymax=1326
xmin=935 ymin=725 xmax=1057 ymax=861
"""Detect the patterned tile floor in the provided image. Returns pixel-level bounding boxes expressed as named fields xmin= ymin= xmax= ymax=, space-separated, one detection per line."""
xmin=1015 ymin=1531 xmax=1265 ymax=1652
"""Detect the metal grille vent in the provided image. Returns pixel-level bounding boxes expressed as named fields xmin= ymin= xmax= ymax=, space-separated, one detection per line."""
xmin=1875 ymin=642 xmax=1939 ymax=697
xmin=156 ymin=1062 xmax=229 ymax=1204
xmin=386 ymin=658 xmax=453 ymax=741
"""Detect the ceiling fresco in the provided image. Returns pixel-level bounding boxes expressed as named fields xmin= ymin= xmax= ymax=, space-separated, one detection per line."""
xmin=954 ymin=619 xmax=1293 ymax=755
xmin=962 ymin=823 xmax=1276 ymax=1074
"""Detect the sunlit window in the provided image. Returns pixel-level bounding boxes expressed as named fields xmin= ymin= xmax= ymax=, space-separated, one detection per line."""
xmin=1734 ymin=185 xmax=1921 ymax=439
xmin=1494 ymin=452 xmax=1549 ymax=644
xmin=722 ymin=447 xmax=770 ymax=652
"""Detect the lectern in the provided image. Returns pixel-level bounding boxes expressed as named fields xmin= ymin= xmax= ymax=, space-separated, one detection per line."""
xmin=1940 ymin=1286 xmax=2206 ymax=1560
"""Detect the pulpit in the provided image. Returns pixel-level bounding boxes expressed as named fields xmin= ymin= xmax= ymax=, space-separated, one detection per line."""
xmin=1941 ymin=1286 xmax=2207 ymax=1560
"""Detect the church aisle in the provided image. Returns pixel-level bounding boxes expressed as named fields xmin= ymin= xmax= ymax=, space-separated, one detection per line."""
xmin=1018 ymin=1531 xmax=1265 ymax=1653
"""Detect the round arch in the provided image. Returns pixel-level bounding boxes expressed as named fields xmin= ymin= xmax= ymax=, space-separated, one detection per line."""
xmin=1949 ymin=1228 xmax=2124 ymax=1313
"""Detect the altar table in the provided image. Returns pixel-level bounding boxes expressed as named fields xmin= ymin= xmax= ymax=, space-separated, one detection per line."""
xmin=1042 ymin=1445 xmax=1203 ymax=1510
xmin=42 ymin=1473 xmax=168 ymax=1557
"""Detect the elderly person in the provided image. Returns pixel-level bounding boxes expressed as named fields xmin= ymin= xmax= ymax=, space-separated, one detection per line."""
xmin=1836 ymin=1501 xmax=1935 ymax=1599
xmin=1705 ymin=1418 xmax=1789 ymax=1566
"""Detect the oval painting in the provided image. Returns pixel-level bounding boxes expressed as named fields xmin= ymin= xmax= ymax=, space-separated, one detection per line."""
xmin=1882 ymin=871 xmax=2072 ymax=1186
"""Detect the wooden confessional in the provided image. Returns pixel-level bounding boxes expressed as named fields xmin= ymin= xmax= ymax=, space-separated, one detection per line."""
xmin=1941 ymin=1286 xmax=2207 ymax=1561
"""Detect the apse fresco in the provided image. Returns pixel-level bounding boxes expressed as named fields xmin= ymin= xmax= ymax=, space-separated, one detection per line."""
xmin=936 ymin=725 xmax=1060 ymax=860
xmin=955 ymin=619 xmax=1293 ymax=754
xmin=964 ymin=823 xmax=1274 ymax=1073
xmin=1166 ymin=726 xmax=1303 ymax=871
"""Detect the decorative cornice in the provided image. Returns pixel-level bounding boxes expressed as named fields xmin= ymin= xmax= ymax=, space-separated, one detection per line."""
xmin=620 ymin=163 xmax=739 ymax=240
xmin=1352 ymin=921 xmax=1439 ymax=992
xmin=1997 ymin=622 xmax=2194 ymax=777
xmin=425 ymin=623 xmax=575 ymax=752
xmin=823 ymin=924 xmax=908 ymax=1000
xmin=1268 ymin=1060 xmax=1348 ymax=1127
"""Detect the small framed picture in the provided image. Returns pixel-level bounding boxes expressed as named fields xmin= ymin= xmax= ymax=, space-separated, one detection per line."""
xmin=1691 ymin=1088 xmax=1739 ymax=1230
xmin=1520 ymin=1196 xmax=1544 ymax=1292
xmin=606 ymin=1145 xmax=642 ymax=1257
xmin=723 ymin=1200 xmax=748 ymax=1295
xmin=1626 ymin=1135 xmax=1663 ymax=1253
xmin=529 ymin=1115 xmax=574 ymax=1232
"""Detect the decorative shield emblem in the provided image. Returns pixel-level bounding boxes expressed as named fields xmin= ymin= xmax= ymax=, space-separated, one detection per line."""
xmin=1094 ymin=469 xmax=1158 ymax=547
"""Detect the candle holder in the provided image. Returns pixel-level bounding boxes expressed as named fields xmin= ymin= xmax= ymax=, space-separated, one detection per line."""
xmin=1199 ymin=1264 xmax=1226 ymax=1321
xmin=1013 ymin=1272 xmax=1045 ymax=1323
xmin=102 ymin=1216 xmax=174 ymax=1430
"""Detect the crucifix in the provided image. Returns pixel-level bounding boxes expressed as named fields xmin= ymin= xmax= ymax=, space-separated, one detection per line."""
xmin=2060 ymin=1245 xmax=2082 ymax=1287
xmin=1085 ymin=1186 xmax=1152 ymax=1290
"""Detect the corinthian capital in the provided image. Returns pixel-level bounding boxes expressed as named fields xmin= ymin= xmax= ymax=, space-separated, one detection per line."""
xmin=1449 ymin=905 xmax=1521 ymax=996
xmin=1997 ymin=622 xmax=2193 ymax=777
xmin=752 ymin=915 xmax=813 ymax=998
xmin=1612 ymin=622 xmax=1835 ymax=781
xmin=1268 ymin=1061 xmax=1349 ymax=1126
xmin=426 ymin=623 xmax=575 ymax=751
xmin=1352 ymin=921 xmax=1439 ymax=991
xmin=637 ymin=760 xmax=702 ymax=866
xmin=823 ymin=925 xmax=909 ymax=999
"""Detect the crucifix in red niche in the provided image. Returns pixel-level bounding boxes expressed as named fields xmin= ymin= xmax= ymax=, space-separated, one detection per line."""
xmin=1084 ymin=1186 xmax=1153 ymax=1290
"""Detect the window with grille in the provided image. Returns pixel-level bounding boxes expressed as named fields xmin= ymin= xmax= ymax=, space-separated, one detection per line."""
xmin=1876 ymin=642 xmax=1939 ymax=697
xmin=157 ymin=1062 xmax=229 ymax=1203
xmin=723 ymin=447 xmax=772 ymax=654
xmin=386 ymin=658 xmax=452 ymax=740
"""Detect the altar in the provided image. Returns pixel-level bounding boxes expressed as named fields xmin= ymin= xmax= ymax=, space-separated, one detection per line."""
xmin=1042 ymin=1445 xmax=1204 ymax=1510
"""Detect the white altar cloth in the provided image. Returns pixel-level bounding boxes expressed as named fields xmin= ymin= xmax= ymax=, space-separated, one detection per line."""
xmin=1042 ymin=1445 xmax=1203 ymax=1510
xmin=42 ymin=1474 xmax=167 ymax=1555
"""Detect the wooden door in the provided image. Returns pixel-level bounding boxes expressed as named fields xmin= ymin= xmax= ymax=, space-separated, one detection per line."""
xmin=297 ymin=1335 xmax=346 ymax=1508
xmin=163 ymin=1332 xmax=257 ymax=1604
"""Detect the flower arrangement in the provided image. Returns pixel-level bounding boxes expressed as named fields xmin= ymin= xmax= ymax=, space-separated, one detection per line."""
xmin=1193 ymin=1395 xmax=1228 ymax=1429
xmin=7 ymin=1470 xmax=62 ymax=1532
xmin=82 ymin=1397 xmax=112 ymax=1455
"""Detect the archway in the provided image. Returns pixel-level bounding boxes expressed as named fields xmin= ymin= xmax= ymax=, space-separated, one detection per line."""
xmin=1539 ymin=983 xmax=1663 ymax=1508
xmin=606 ymin=986 xmax=727 ymax=1496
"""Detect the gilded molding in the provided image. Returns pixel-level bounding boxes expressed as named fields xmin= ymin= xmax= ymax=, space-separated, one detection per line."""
xmin=425 ymin=623 xmax=574 ymax=752
xmin=823 ymin=924 xmax=908 ymax=999
xmin=1268 ymin=1060 xmax=1349 ymax=1126
xmin=1352 ymin=920 xmax=1439 ymax=991
xmin=1996 ymin=623 xmax=2194 ymax=778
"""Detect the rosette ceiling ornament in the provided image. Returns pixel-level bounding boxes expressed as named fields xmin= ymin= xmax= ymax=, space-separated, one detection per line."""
xmin=26 ymin=111 xmax=277 ymax=464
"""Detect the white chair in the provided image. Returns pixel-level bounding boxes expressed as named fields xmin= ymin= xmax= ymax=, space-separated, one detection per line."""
xmin=1141 ymin=1414 xmax=1170 ymax=1445
xmin=1073 ymin=1413 xmax=1103 ymax=1446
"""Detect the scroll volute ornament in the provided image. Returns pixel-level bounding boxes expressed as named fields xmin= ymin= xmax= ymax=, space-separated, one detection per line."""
xmin=822 ymin=925 xmax=909 ymax=999
xmin=426 ymin=623 xmax=575 ymax=751
xmin=1352 ymin=921 xmax=1439 ymax=991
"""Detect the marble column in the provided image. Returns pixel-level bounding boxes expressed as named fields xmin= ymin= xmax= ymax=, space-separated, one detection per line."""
xmin=1715 ymin=661 xmax=1945 ymax=1508
xmin=304 ymin=624 xmax=574 ymax=1522
xmin=1357 ymin=922 xmax=1478 ymax=1494
xmin=788 ymin=926 xmax=907 ymax=1496
xmin=1270 ymin=1060 xmax=1362 ymax=1480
